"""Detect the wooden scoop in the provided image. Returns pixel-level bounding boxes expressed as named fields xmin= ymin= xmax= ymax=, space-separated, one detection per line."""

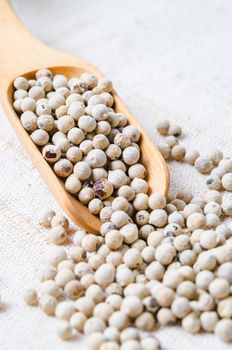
xmin=0 ymin=0 xmax=169 ymax=233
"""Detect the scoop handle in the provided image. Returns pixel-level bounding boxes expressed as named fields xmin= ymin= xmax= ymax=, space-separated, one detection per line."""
xmin=0 ymin=0 xmax=51 ymax=80
xmin=0 ymin=0 xmax=88 ymax=87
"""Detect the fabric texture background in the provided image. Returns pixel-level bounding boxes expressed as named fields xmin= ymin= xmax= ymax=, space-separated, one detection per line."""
xmin=0 ymin=0 xmax=232 ymax=349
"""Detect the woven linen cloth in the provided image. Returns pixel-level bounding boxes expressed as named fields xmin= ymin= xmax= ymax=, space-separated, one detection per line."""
xmin=1 ymin=0 xmax=232 ymax=349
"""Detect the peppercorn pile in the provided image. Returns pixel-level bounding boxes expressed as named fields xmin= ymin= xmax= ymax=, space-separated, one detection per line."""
xmin=13 ymin=69 xmax=232 ymax=348
xmin=13 ymin=69 xmax=144 ymax=214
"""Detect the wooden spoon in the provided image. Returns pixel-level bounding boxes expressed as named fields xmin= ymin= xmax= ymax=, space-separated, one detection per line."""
xmin=0 ymin=0 xmax=169 ymax=233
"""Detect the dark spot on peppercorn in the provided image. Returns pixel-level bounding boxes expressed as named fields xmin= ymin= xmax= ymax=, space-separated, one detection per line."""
xmin=45 ymin=151 xmax=57 ymax=159
xmin=206 ymin=178 xmax=213 ymax=185
xmin=164 ymin=231 xmax=175 ymax=238
xmin=145 ymin=297 xmax=160 ymax=313
xmin=93 ymin=179 xmax=109 ymax=199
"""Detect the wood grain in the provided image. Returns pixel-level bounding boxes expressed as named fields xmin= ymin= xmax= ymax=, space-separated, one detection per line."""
xmin=0 ymin=0 xmax=169 ymax=233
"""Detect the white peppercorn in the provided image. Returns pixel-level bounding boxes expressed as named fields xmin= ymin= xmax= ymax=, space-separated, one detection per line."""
xmin=179 ymin=250 xmax=196 ymax=266
xmin=74 ymin=262 xmax=92 ymax=279
xmin=221 ymin=172 xmax=232 ymax=191
xmin=217 ymin=262 xmax=232 ymax=283
xmin=75 ymin=296 xmax=95 ymax=317
xmin=108 ymin=311 xmax=130 ymax=330
xmin=122 ymin=125 xmax=140 ymax=142
xmin=108 ymin=170 xmax=127 ymax=189
xmin=39 ymin=295 xmax=57 ymax=316
xmin=164 ymin=135 xmax=179 ymax=147
xmin=86 ymin=332 xmax=105 ymax=350
xmin=157 ymin=142 xmax=171 ymax=160
xmin=149 ymin=209 xmax=167 ymax=227
xmin=171 ymin=297 xmax=191 ymax=318
xmin=111 ymin=210 xmax=131 ymax=228
xmin=52 ymin=74 xmax=68 ymax=89
xmin=56 ymin=321 xmax=73 ymax=340
xmin=206 ymin=175 xmax=221 ymax=190
xmin=88 ymin=255 xmax=105 ymax=271
xmin=95 ymin=264 xmax=115 ymax=288
xmin=197 ymin=251 xmax=217 ymax=270
xmin=49 ymin=93 xmax=65 ymax=110
xmin=105 ymin=282 xmax=122 ymax=296
xmin=85 ymin=284 xmax=104 ymax=304
xmin=84 ymin=317 xmax=106 ymax=335
xmin=21 ymin=96 xmax=37 ymax=113
xmin=88 ymin=198 xmax=103 ymax=215
xmin=157 ymin=307 xmax=176 ymax=326
xmin=135 ymin=210 xmax=149 ymax=226
xmin=99 ymin=207 xmax=113 ymax=223
xmin=14 ymin=76 xmax=29 ymax=90
xmin=103 ymin=327 xmax=120 ymax=343
xmin=116 ymin=267 xmax=134 ymax=287
xmin=141 ymin=336 xmax=161 ymax=350
xmin=156 ymin=119 xmax=170 ymax=135
xmin=215 ymin=319 xmax=232 ymax=343
xmin=20 ymin=111 xmax=38 ymax=132
xmin=155 ymin=286 xmax=175 ymax=307
xmin=182 ymin=312 xmax=201 ymax=334
xmin=13 ymin=98 xmax=23 ymax=113
xmin=119 ymin=224 xmax=138 ymax=245
xmin=37 ymin=265 xmax=57 ymax=282
xmin=70 ymin=312 xmax=87 ymax=332
xmin=28 ymin=86 xmax=45 ymax=101
xmin=145 ymin=261 xmax=165 ymax=281
xmin=36 ymin=77 xmax=52 ymax=93
xmin=78 ymin=115 xmax=97 ymax=132
xmin=195 ymin=156 xmax=213 ymax=173
xmin=38 ymin=208 xmax=56 ymax=228
xmin=92 ymin=304 xmax=113 ymax=325
xmin=23 ymin=288 xmax=38 ymax=306
xmin=128 ymin=163 xmax=146 ymax=179
xmin=123 ymin=248 xmax=142 ymax=268
xmin=55 ymin=268 xmax=74 ymax=287
xmin=121 ymin=296 xmax=143 ymax=318
xmin=122 ymin=146 xmax=140 ymax=165
xmin=179 ymin=266 xmax=196 ymax=281
xmin=30 ymin=129 xmax=49 ymax=146
xmin=217 ymin=297 xmax=232 ymax=318
xmin=200 ymin=311 xmax=218 ymax=332
xmin=132 ymin=239 xmax=146 ymax=252
xmin=211 ymin=166 xmax=227 ymax=178
xmin=218 ymin=158 xmax=232 ymax=172
xmin=100 ymin=342 xmax=120 ymax=350
xmin=106 ymin=252 xmax=123 ymax=268
xmin=162 ymin=269 xmax=183 ymax=289
xmin=171 ymin=145 xmax=186 ymax=161
xmin=42 ymin=145 xmax=61 ymax=163
xmin=67 ymin=101 xmax=84 ymax=121
xmin=86 ymin=149 xmax=107 ymax=168
xmin=46 ymin=246 xmax=67 ymax=267
xmin=209 ymin=278 xmax=230 ymax=299
xmin=49 ymin=226 xmax=67 ymax=244
xmin=54 ymin=159 xmax=73 ymax=177
xmin=200 ymin=230 xmax=218 ymax=249
xmin=58 ymin=259 xmax=75 ymax=271
xmin=51 ymin=214 xmax=69 ymax=229
xmin=135 ymin=312 xmax=155 ymax=331
xmin=100 ymin=92 xmax=114 ymax=107
xmin=205 ymin=190 xmax=222 ymax=204
xmin=187 ymin=212 xmax=206 ymax=231
xmin=148 ymin=193 xmax=166 ymax=210
xmin=176 ymin=281 xmax=196 ymax=300
xmin=55 ymin=300 xmax=76 ymax=321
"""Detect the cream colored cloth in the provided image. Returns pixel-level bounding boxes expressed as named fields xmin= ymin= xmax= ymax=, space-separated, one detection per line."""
xmin=0 ymin=0 xmax=232 ymax=349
